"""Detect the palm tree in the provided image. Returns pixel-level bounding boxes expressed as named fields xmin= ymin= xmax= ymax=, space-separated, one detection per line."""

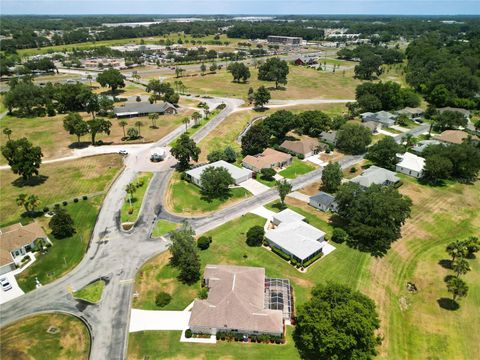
xmin=446 ymin=240 xmax=468 ymax=263
xmin=203 ymin=104 xmax=210 ymax=118
xmin=125 ymin=183 xmax=136 ymax=207
xmin=182 ymin=117 xmax=190 ymax=132
xmin=16 ymin=193 xmax=29 ymax=213
xmin=27 ymin=194 xmax=40 ymax=214
xmin=3 ymin=127 xmax=12 ymax=140
xmin=451 ymin=258 xmax=471 ymax=277
xmin=446 ymin=276 xmax=468 ymax=301
xmin=149 ymin=113 xmax=159 ymax=128
xmin=119 ymin=120 xmax=128 ymax=139
xmin=191 ymin=111 xmax=202 ymax=126
xmin=403 ymin=133 xmax=417 ymax=148
xmin=135 ymin=121 xmax=144 ymax=137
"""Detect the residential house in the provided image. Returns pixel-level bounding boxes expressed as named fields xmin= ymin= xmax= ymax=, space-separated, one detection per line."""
xmin=396 ymin=152 xmax=425 ymax=178
xmin=242 ymin=148 xmax=292 ymax=173
xmin=319 ymin=130 xmax=338 ymax=146
xmin=266 ymin=209 xmax=327 ymax=266
xmin=280 ymin=137 xmax=325 ymax=158
xmin=0 ymin=222 xmax=50 ymax=275
xmin=361 ymin=121 xmax=380 ymax=134
xmin=411 ymin=139 xmax=442 ymax=154
xmin=185 ymin=160 xmax=252 ymax=186
xmin=351 ymin=165 xmax=400 ymax=187
xmin=114 ymin=102 xmax=177 ymax=118
xmin=435 ymin=130 xmax=479 ymax=145
xmin=309 ymin=192 xmax=338 ymax=212
xmin=360 ymin=111 xmax=398 ymax=127
xmin=189 ymin=265 xmax=290 ymax=336
xmin=397 ymin=107 xmax=424 ymax=119
xmin=438 ymin=107 xmax=471 ymax=119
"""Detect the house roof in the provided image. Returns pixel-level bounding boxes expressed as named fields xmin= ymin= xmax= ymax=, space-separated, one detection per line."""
xmin=189 ymin=265 xmax=283 ymax=334
xmin=435 ymin=130 xmax=479 ymax=145
xmin=361 ymin=111 xmax=396 ymax=125
xmin=310 ymin=191 xmax=336 ymax=207
xmin=273 ymin=208 xmax=305 ymax=224
xmin=319 ymin=131 xmax=337 ymax=144
xmin=362 ymin=121 xmax=379 ymax=132
xmin=242 ymin=148 xmax=292 ymax=170
xmin=266 ymin=221 xmax=326 ymax=261
xmin=411 ymin=140 xmax=442 ymax=153
xmin=397 ymin=107 xmax=424 ymax=115
xmin=438 ymin=107 xmax=470 ymax=117
xmin=113 ymin=101 xmax=175 ymax=116
xmin=186 ymin=160 xmax=252 ymax=181
xmin=280 ymin=137 xmax=320 ymax=155
xmin=0 ymin=222 xmax=47 ymax=266
xmin=396 ymin=152 xmax=425 ymax=173
xmin=351 ymin=165 xmax=400 ymax=187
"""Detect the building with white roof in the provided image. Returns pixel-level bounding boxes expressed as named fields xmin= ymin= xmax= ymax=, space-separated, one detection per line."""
xmin=266 ymin=209 xmax=326 ymax=266
xmin=351 ymin=165 xmax=400 ymax=187
xmin=396 ymin=152 xmax=425 ymax=178
xmin=186 ymin=160 xmax=252 ymax=186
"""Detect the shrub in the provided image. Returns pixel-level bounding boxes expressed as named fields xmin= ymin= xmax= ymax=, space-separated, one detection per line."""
xmin=82 ymin=195 xmax=88 ymax=200
xmin=297 ymin=154 xmax=305 ymax=160
xmin=128 ymin=207 xmax=134 ymax=215
xmin=198 ymin=287 xmax=209 ymax=299
xmin=43 ymin=207 xmax=49 ymax=213
xmin=246 ymin=225 xmax=265 ymax=246
xmin=62 ymin=201 xmax=68 ymax=206
xmin=216 ymin=103 xmax=227 ymax=110
xmin=332 ymin=228 xmax=349 ymax=244
xmin=303 ymin=252 xmax=323 ymax=267
xmin=197 ymin=236 xmax=211 ymax=250
xmin=185 ymin=329 xmax=192 ymax=338
xmin=260 ymin=167 xmax=276 ymax=181
xmin=272 ymin=246 xmax=291 ymax=261
xmin=73 ymin=198 xmax=79 ymax=203
xmin=155 ymin=291 xmax=172 ymax=308
xmin=350 ymin=166 xmax=357 ymax=173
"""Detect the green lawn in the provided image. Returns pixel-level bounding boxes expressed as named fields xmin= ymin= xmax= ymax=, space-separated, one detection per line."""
xmin=128 ymin=327 xmax=299 ymax=360
xmin=15 ymin=198 xmax=102 ymax=292
xmin=166 ymin=172 xmax=251 ymax=215
xmin=279 ymin=158 xmax=316 ymax=179
xmin=255 ymin=175 xmax=277 ymax=187
xmin=0 ymin=313 xmax=90 ymax=360
xmin=73 ymin=279 xmax=105 ymax=303
xmin=151 ymin=219 xmax=178 ymax=237
xmin=120 ymin=172 xmax=153 ymax=223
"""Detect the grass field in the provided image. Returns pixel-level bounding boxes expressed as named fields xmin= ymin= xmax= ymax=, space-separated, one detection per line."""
xmin=151 ymin=219 xmax=178 ymax=238
xmin=158 ymin=65 xmax=360 ymax=101
xmin=164 ymin=172 xmax=251 ymax=215
xmin=120 ymin=172 xmax=153 ymax=223
xmin=0 ymin=313 xmax=90 ymax=360
xmin=15 ymin=197 xmax=103 ymax=292
xmin=73 ymin=279 xmax=105 ymax=304
xmin=0 ymin=109 xmax=191 ymax=163
xmin=0 ymin=154 xmax=123 ymax=226
xmin=278 ymin=158 xmax=316 ymax=179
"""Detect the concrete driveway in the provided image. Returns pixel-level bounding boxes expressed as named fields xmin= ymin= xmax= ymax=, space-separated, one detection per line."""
xmin=129 ymin=309 xmax=191 ymax=332
xmin=0 ymin=272 xmax=24 ymax=305
xmin=238 ymin=178 xmax=270 ymax=195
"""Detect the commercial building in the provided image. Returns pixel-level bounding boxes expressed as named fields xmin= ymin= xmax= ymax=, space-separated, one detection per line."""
xmin=267 ymin=35 xmax=303 ymax=46
xmin=113 ymin=102 xmax=177 ymax=118
xmin=186 ymin=160 xmax=252 ymax=186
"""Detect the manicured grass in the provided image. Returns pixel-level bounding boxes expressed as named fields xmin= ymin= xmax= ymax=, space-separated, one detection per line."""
xmin=0 ymin=109 xmax=191 ymax=163
xmin=165 ymin=172 xmax=251 ymax=215
xmin=128 ymin=327 xmax=299 ymax=360
xmin=120 ymin=172 xmax=153 ymax=223
xmin=278 ymin=158 xmax=316 ymax=179
xmin=0 ymin=313 xmax=90 ymax=360
xmin=73 ymin=279 xmax=105 ymax=303
xmin=255 ymin=175 xmax=277 ymax=187
xmin=15 ymin=198 xmax=103 ymax=292
xmin=0 ymin=154 xmax=123 ymax=226
xmin=151 ymin=219 xmax=178 ymax=238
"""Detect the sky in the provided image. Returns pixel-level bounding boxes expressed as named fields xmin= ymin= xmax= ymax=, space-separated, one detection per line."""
xmin=1 ymin=0 xmax=479 ymax=16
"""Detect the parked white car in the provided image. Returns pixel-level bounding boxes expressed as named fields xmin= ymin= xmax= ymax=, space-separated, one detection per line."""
xmin=0 ymin=277 xmax=12 ymax=291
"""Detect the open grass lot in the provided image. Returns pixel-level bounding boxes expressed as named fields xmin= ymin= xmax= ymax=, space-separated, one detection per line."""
xmin=164 ymin=172 xmax=251 ymax=216
xmin=197 ymin=103 xmax=347 ymax=162
xmin=0 ymin=154 xmax=123 ymax=226
xmin=128 ymin=327 xmax=298 ymax=360
xmin=158 ymin=65 xmax=360 ymax=100
xmin=120 ymin=172 xmax=153 ymax=223
xmin=278 ymin=158 xmax=316 ymax=179
xmin=15 ymin=197 xmax=103 ymax=292
xmin=0 ymin=313 xmax=90 ymax=360
xmin=151 ymin=219 xmax=178 ymax=238
xmin=0 ymin=109 xmax=191 ymax=163
xmin=73 ymin=279 xmax=105 ymax=304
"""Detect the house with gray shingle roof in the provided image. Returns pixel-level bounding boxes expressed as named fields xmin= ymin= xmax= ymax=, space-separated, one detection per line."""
xmin=351 ymin=165 xmax=400 ymax=187
xmin=309 ymin=192 xmax=338 ymax=212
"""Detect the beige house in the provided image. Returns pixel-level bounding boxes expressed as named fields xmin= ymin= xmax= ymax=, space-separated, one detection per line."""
xmin=435 ymin=130 xmax=479 ymax=145
xmin=242 ymin=148 xmax=292 ymax=172
xmin=189 ymin=265 xmax=290 ymax=336
xmin=0 ymin=222 xmax=50 ymax=275
xmin=280 ymin=137 xmax=324 ymax=157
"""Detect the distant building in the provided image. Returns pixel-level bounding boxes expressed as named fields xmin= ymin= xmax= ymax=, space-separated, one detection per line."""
xmin=267 ymin=35 xmax=303 ymax=46
xmin=435 ymin=130 xmax=479 ymax=145
xmin=242 ymin=148 xmax=292 ymax=173
xmin=186 ymin=160 xmax=252 ymax=186
xmin=189 ymin=265 xmax=290 ymax=336
xmin=113 ymin=102 xmax=177 ymax=118
xmin=82 ymin=58 xmax=123 ymax=69
xmin=309 ymin=192 xmax=338 ymax=212
xmin=360 ymin=111 xmax=398 ymax=127
xmin=351 ymin=165 xmax=400 ymax=187
xmin=396 ymin=152 xmax=425 ymax=178
xmin=280 ymin=137 xmax=324 ymax=158
xmin=397 ymin=107 xmax=424 ymax=119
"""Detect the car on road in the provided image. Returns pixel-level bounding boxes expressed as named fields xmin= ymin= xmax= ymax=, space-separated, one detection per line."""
xmin=0 ymin=277 xmax=12 ymax=291
xmin=119 ymin=150 xmax=128 ymax=156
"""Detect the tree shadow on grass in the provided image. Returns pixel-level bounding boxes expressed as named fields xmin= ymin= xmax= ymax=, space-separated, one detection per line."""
xmin=438 ymin=259 xmax=452 ymax=270
xmin=437 ymin=298 xmax=460 ymax=311
xmin=443 ymin=274 xmax=455 ymax=283
xmin=68 ymin=141 xmax=91 ymax=149
xmin=12 ymin=175 xmax=48 ymax=188
xmin=200 ymin=190 xmax=232 ymax=203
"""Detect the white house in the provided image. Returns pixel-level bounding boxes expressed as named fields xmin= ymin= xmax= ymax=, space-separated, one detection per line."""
xmin=396 ymin=152 xmax=425 ymax=178
xmin=309 ymin=192 xmax=338 ymax=212
xmin=185 ymin=160 xmax=252 ymax=186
